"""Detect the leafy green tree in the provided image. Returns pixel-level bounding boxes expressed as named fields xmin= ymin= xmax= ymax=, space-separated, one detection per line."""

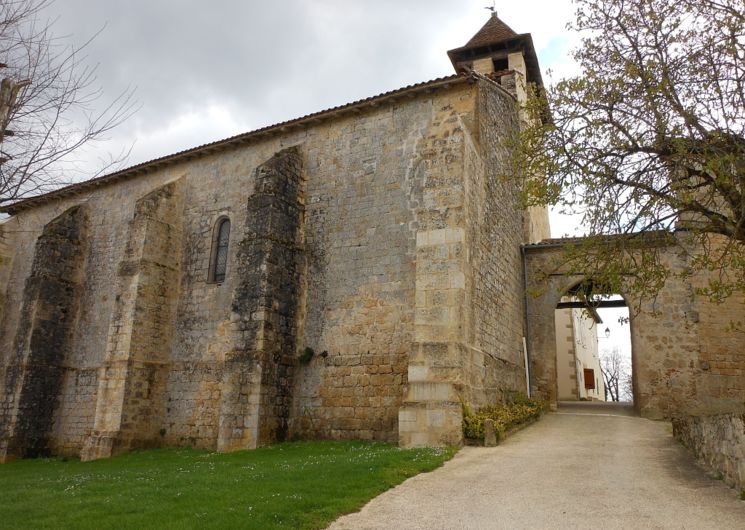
xmin=515 ymin=0 xmax=745 ymax=302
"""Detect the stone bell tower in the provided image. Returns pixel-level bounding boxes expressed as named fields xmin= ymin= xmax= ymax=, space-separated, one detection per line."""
xmin=449 ymin=13 xmax=551 ymax=244
xmin=447 ymin=13 xmax=544 ymax=104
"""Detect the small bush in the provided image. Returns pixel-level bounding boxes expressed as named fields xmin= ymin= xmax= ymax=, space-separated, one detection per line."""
xmin=461 ymin=400 xmax=484 ymax=440
xmin=461 ymin=393 xmax=545 ymax=443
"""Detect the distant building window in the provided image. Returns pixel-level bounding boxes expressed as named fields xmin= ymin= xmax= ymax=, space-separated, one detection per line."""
xmin=584 ymin=368 xmax=596 ymax=390
xmin=209 ymin=217 xmax=231 ymax=283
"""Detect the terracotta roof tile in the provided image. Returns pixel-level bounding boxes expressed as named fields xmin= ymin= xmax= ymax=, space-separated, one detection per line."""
xmin=464 ymin=14 xmax=518 ymax=48
xmin=2 ymin=74 xmax=493 ymax=215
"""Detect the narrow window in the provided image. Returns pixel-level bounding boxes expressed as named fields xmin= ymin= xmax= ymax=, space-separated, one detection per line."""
xmin=210 ymin=218 xmax=231 ymax=283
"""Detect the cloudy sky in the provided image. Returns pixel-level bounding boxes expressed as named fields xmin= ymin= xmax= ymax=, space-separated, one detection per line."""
xmin=43 ymin=0 xmax=582 ymax=234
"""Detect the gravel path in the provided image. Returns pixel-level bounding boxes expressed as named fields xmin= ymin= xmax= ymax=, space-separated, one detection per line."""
xmin=328 ymin=404 xmax=745 ymax=529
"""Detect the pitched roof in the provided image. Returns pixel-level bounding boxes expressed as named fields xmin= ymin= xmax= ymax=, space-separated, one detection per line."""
xmin=464 ymin=14 xmax=518 ymax=48
xmin=2 ymin=74 xmax=499 ymax=215
xmin=447 ymin=15 xmax=543 ymax=87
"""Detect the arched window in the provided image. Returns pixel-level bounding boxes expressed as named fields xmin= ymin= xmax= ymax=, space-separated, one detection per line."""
xmin=209 ymin=218 xmax=231 ymax=283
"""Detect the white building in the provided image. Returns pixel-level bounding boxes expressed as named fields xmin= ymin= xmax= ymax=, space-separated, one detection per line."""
xmin=555 ymin=300 xmax=606 ymax=401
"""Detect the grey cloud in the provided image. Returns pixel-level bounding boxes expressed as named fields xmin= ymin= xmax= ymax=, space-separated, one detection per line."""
xmin=40 ymin=1 xmax=521 ymax=168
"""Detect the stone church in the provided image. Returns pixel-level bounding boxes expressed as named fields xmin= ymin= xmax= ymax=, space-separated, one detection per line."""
xmin=0 ymin=9 xmax=745 ymax=462
xmin=2 ymin=14 xmax=743 ymax=464
xmin=0 ymin=14 xmax=549 ymax=461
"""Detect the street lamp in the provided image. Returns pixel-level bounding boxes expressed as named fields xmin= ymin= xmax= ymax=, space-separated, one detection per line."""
xmin=604 ymin=327 xmax=611 ymax=338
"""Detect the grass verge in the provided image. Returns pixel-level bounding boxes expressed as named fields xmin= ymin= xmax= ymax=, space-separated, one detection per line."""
xmin=0 ymin=441 xmax=456 ymax=529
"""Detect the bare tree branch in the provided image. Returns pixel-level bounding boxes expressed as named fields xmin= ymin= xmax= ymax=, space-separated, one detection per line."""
xmin=0 ymin=0 xmax=137 ymax=206
xmin=600 ymin=346 xmax=632 ymax=402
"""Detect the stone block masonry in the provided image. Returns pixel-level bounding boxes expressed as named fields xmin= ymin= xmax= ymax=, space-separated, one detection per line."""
xmin=399 ymin=79 xmax=531 ymax=447
xmin=673 ymin=413 xmax=745 ymax=491
xmin=0 ymin=225 xmax=13 ymax=327
xmin=0 ymin=15 xmax=532 ymax=459
xmin=81 ymin=181 xmax=184 ymax=460
xmin=1 ymin=205 xmax=89 ymax=461
xmin=0 ymin=77 xmax=545 ymax=459
xmin=524 ymin=235 xmax=745 ymax=420
xmin=218 ymin=146 xmax=305 ymax=451
xmin=1 ymin=72 xmax=741 ymax=461
xmin=1 ymin=16 xmax=741 ymax=462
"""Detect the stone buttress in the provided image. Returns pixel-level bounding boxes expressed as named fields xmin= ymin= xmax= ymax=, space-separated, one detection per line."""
xmin=217 ymin=146 xmax=306 ymax=451
xmin=397 ymin=98 xmax=473 ymax=448
xmin=81 ymin=181 xmax=184 ymax=460
xmin=0 ymin=205 xmax=89 ymax=461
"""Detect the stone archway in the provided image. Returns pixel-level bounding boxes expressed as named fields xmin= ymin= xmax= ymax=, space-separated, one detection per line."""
xmin=523 ymin=257 xmax=654 ymax=414
xmin=549 ymin=278 xmax=636 ymax=406
xmin=523 ymin=270 xmax=635 ymax=409
xmin=522 ymin=238 xmax=745 ymax=419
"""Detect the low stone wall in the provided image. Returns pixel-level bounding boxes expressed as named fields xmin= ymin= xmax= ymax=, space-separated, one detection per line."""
xmin=672 ymin=413 xmax=745 ymax=491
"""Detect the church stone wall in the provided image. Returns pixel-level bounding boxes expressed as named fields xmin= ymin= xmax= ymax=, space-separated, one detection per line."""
xmin=289 ymin=87 xmax=481 ymax=442
xmin=398 ymin=79 xmax=530 ymax=447
xmin=461 ymin=79 xmax=528 ymax=407
xmin=3 ymin=79 xmax=532 ymax=457
xmin=216 ymin=147 xmax=306 ymax=450
xmin=164 ymin=147 xmax=265 ymax=450
xmin=1 ymin=205 xmax=89 ymax=461
xmin=81 ymin=180 xmax=185 ymax=460
xmin=0 ymin=224 xmax=12 ymax=318
xmin=0 ymin=166 xmax=183 ymax=456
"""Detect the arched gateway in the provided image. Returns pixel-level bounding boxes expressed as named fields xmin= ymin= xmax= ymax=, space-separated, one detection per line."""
xmin=523 ymin=236 xmax=745 ymax=419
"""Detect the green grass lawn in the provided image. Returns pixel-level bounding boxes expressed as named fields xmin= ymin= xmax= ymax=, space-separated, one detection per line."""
xmin=0 ymin=441 xmax=456 ymax=529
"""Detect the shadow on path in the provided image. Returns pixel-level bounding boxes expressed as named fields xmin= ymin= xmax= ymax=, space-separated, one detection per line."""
xmin=557 ymin=400 xmax=635 ymax=416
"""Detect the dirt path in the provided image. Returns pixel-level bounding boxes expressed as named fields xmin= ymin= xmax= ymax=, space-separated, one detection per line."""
xmin=328 ymin=404 xmax=745 ymax=529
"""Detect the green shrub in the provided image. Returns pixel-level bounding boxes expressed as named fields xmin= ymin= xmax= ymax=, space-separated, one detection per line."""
xmin=461 ymin=400 xmax=484 ymax=440
xmin=461 ymin=393 xmax=545 ymax=442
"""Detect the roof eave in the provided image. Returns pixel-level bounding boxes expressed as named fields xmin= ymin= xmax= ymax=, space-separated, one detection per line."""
xmin=447 ymin=33 xmax=544 ymax=88
xmin=2 ymin=74 xmax=472 ymax=216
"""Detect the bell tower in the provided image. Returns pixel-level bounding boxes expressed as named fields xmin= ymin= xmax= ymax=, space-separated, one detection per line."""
xmin=449 ymin=13 xmax=551 ymax=244
xmin=447 ymin=13 xmax=543 ymax=103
